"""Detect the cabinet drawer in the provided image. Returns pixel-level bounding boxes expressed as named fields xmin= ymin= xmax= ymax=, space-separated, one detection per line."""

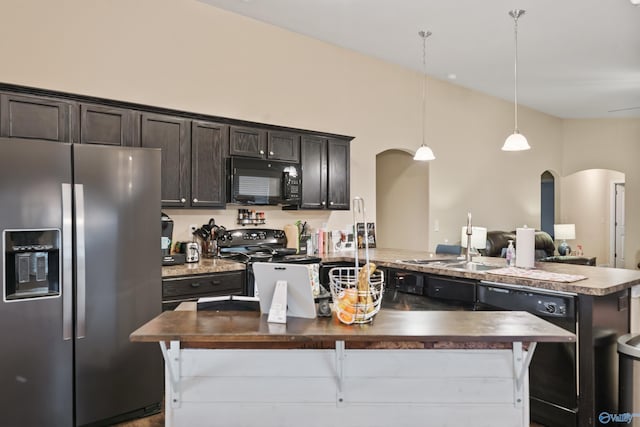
xmin=425 ymin=275 xmax=476 ymax=303
xmin=162 ymin=271 xmax=245 ymax=299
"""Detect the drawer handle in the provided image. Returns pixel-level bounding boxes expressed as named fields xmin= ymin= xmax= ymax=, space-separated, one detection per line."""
xmin=191 ymin=283 xmax=201 ymax=288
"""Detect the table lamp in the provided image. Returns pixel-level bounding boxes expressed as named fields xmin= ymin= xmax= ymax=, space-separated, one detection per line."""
xmin=460 ymin=226 xmax=488 ymax=256
xmin=554 ymin=224 xmax=575 ymax=256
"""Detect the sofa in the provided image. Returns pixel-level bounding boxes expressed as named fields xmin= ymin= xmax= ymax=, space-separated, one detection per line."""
xmin=482 ymin=230 xmax=596 ymax=266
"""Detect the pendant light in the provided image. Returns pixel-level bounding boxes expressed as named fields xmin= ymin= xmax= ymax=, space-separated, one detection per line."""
xmin=413 ymin=30 xmax=436 ymax=161
xmin=502 ymin=9 xmax=530 ymax=151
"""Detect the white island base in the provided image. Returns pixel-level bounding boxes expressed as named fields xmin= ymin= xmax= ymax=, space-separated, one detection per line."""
xmin=130 ymin=309 xmax=574 ymax=427
xmin=162 ymin=342 xmax=533 ymax=427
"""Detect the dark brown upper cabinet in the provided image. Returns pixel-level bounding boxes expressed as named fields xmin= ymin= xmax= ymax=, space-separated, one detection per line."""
xmin=300 ymin=136 xmax=350 ymax=210
xmin=229 ymin=126 xmax=266 ymax=159
xmin=79 ymin=104 xmax=133 ymax=146
xmin=326 ymin=138 xmax=350 ymax=209
xmin=0 ymin=92 xmax=73 ymax=142
xmin=267 ymin=131 xmax=300 ymax=162
xmin=191 ymin=120 xmax=228 ymax=208
xmin=138 ymin=113 xmax=190 ymax=208
xmin=230 ymin=126 xmax=300 ymax=162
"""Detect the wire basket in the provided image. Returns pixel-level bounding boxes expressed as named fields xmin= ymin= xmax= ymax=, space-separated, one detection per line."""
xmin=329 ymin=265 xmax=384 ymax=324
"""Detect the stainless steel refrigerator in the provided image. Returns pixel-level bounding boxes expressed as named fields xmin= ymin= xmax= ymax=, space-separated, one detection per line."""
xmin=0 ymin=138 xmax=163 ymax=426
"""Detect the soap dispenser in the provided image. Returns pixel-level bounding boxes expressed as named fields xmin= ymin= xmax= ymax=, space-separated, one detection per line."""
xmin=506 ymin=240 xmax=516 ymax=267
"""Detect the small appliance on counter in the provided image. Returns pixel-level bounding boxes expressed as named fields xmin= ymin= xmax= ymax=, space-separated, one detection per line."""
xmin=176 ymin=241 xmax=200 ymax=263
xmin=193 ymin=218 xmax=224 ymax=259
xmin=161 ymin=212 xmax=185 ymax=266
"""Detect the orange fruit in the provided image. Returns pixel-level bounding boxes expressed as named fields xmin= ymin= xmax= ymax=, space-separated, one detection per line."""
xmin=336 ymin=310 xmax=354 ymax=325
xmin=337 ymin=299 xmax=356 ymax=314
xmin=343 ymin=288 xmax=358 ymax=304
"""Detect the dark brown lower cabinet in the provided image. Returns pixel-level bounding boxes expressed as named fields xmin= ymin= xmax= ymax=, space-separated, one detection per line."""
xmin=162 ymin=271 xmax=246 ymax=311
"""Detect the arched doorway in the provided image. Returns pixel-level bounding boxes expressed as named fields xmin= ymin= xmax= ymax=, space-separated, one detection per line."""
xmin=375 ymin=149 xmax=429 ymax=250
xmin=540 ymin=171 xmax=555 ymax=238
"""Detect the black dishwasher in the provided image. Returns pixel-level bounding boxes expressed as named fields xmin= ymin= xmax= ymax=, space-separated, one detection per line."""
xmin=477 ymin=281 xmax=581 ymax=427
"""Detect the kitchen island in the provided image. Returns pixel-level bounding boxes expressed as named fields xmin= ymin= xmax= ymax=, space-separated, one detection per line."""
xmin=160 ymin=248 xmax=640 ymax=426
xmin=131 ymin=306 xmax=574 ymax=427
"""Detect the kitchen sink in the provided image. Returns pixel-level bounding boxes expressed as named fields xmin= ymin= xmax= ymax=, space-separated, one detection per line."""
xmin=398 ymin=259 xmax=462 ymax=266
xmin=443 ymin=261 xmax=502 ymax=272
xmin=398 ymin=259 xmax=502 ymax=272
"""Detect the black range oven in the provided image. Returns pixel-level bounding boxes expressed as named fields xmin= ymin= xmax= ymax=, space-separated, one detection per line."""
xmin=217 ymin=228 xmax=321 ymax=296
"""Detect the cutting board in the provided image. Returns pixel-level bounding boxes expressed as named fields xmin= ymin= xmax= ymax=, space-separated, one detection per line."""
xmin=283 ymin=224 xmax=299 ymax=253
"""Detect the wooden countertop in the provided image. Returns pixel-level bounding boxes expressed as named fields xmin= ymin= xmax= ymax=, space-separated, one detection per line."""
xmin=321 ymin=248 xmax=640 ymax=296
xmin=130 ymin=309 xmax=575 ymax=344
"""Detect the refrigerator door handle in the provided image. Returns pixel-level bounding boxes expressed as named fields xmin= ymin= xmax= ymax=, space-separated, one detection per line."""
xmin=75 ymin=183 xmax=87 ymax=339
xmin=62 ymin=183 xmax=73 ymax=341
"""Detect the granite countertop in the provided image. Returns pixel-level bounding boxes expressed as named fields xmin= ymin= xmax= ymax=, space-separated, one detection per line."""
xmin=319 ymin=248 xmax=640 ymax=296
xmin=161 ymin=248 xmax=640 ymax=295
xmin=162 ymin=258 xmax=245 ymax=278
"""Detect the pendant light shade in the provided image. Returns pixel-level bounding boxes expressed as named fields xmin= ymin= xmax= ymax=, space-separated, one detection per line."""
xmin=414 ymin=30 xmax=436 ymax=161
xmin=503 ymin=131 xmax=530 ymax=151
xmin=413 ymin=144 xmax=436 ymax=161
xmin=502 ymin=9 xmax=530 ymax=152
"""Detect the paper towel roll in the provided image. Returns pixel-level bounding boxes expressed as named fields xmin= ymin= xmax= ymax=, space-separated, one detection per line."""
xmin=515 ymin=227 xmax=535 ymax=268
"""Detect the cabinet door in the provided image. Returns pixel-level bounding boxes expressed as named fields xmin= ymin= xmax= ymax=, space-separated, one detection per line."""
xmin=162 ymin=271 xmax=246 ymax=310
xmin=191 ymin=120 xmax=228 ymax=208
xmin=0 ymin=93 xmax=71 ymax=142
xmin=327 ymin=138 xmax=350 ymax=210
xmin=80 ymin=103 xmax=133 ymax=146
xmin=229 ymin=126 xmax=266 ymax=158
xmin=139 ymin=113 xmax=190 ymax=207
xmin=300 ymin=135 xmax=327 ymax=209
xmin=267 ymin=131 xmax=300 ymax=162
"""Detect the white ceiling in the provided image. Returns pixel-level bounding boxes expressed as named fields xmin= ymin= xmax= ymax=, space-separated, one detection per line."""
xmin=198 ymin=0 xmax=640 ymax=119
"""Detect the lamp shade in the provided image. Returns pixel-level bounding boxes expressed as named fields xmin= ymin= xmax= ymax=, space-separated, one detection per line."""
xmin=413 ymin=145 xmax=436 ymax=161
xmin=554 ymin=224 xmax=576 ymax=240
xmin=502 ymin=132 xmax=530 ymax=151
xmin=460 ymin=226 xmax=488 ymax=250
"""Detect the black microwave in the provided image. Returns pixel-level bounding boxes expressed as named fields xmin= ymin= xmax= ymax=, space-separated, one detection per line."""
xmin=229 ymin=157 xmax=301 ymax=205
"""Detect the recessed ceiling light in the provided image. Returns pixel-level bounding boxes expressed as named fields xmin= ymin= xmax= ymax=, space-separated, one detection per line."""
xmin=447 ymin=73 xmax=457 ymax=80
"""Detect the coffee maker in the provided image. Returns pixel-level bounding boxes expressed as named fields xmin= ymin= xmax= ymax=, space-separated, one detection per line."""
xmin=161 ymin=212 xmax=185 ymax=266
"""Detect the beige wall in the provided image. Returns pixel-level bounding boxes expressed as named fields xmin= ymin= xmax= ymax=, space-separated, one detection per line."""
xmin=561 ymin=120 xmax=640 ymax=267
xmin=1 ymin=0 xmax=638 ymax=262
xmin=560 ymin=169 xmax=625 ymax=266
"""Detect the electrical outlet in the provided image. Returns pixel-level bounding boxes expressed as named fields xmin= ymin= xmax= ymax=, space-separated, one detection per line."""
xmin=189 ymin=224 xmax=198 ymax=234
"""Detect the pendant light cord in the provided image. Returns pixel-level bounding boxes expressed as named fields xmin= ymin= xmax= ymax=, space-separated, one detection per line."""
xmin=509 ymin=10 xmax=525 ymax=133
xmin=419 ymin=31 xmax=431 ymax=147
xmin=513 ymin=14 xmax=519 ymax=132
